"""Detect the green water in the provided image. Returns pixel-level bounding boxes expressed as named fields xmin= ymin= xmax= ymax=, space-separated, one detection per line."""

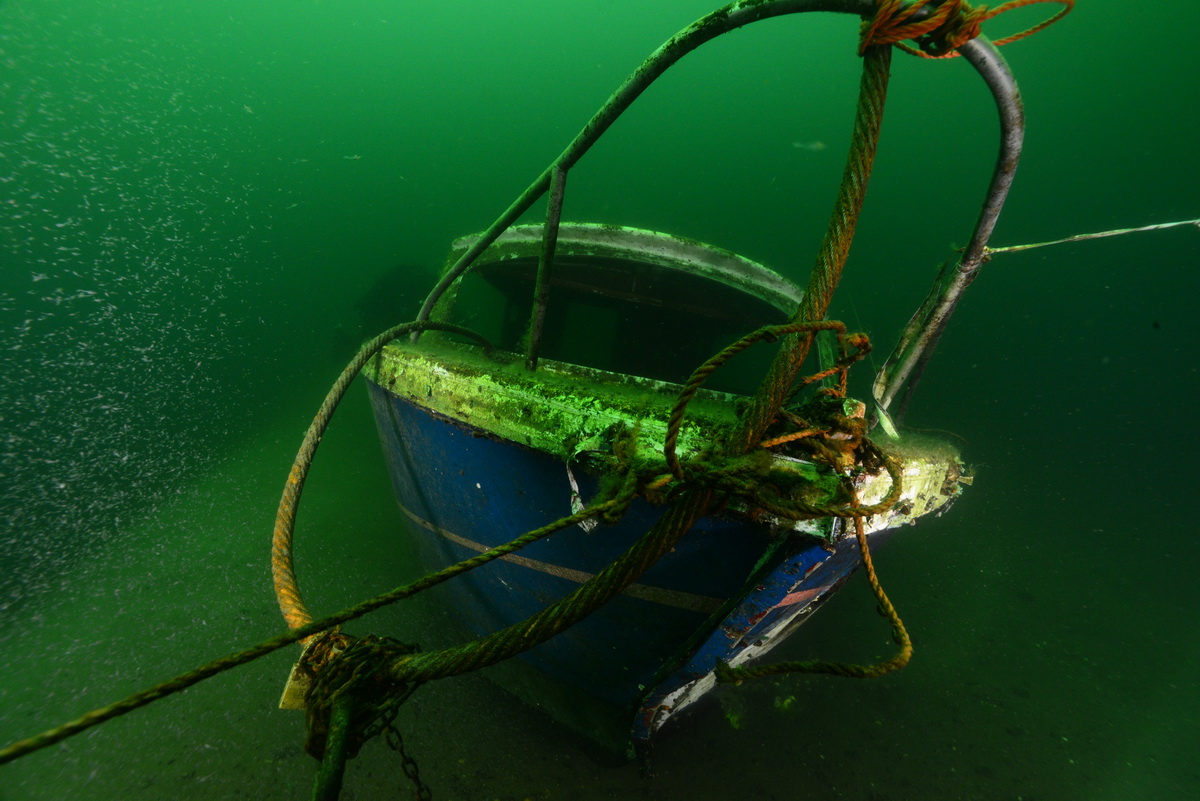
xmin=2 ymin=1 xmax=1197 ymax=798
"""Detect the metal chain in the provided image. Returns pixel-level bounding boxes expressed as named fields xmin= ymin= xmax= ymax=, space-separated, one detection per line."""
xmin=385 ymin=723 xmax=432 ymax=801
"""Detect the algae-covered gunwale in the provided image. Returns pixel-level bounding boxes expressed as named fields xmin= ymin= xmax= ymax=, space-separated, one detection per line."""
xmin=366 ymin=337 xmax=750 ymax=466
xmin=364 ymin=337 xmax=964 ymax=541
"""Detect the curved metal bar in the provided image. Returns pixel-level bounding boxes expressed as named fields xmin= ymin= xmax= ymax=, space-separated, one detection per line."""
xmin=413 ymin=0 xmax=877 ymax=329
xmin=872 ymin=36 xmax=1025 ymax=419
xmin=412 ymin=2 xmax=1026 ymax=415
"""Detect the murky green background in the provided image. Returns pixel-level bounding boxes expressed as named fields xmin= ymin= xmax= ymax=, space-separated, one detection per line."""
xmin=3 ymin=1 xmax=1198 ymax=799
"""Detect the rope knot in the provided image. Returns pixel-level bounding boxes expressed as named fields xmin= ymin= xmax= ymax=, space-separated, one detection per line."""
xmin=860 ymin=0 xmax=1074 ymax=59
xmin=859 ymin=0 xmax=958 ymax=55
xmin=302 ymin=632 xmax=421 ymax=760
xmin=913 ymin=1 xmax=989 ymax=58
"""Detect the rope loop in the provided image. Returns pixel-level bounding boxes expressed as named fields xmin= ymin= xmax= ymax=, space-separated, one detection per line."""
xmin=663 ymin=319 xmax=867 ymax=479
xmin=860 ymin=0 xmax=1074 ymax=59
xmin=715 ymin=489 xmax=912 ymax=685
xmin=605 ymin=323 xmax=902 ymax=532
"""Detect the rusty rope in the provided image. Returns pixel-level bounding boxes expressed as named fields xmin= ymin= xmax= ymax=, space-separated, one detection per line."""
xmin=732 ymin=44 xmax=891 ymax=454
xmin=663 ymin=320 xmax=863 ymax=479
xmin=861 ymin=0 xmax=1074 ymax=59
xmin=272 ymin=320 xmax=493 ymax=635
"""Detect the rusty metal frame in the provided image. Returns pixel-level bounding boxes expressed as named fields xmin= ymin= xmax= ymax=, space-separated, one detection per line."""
xmin=410 ymin=0 xmax=1023 ymax=399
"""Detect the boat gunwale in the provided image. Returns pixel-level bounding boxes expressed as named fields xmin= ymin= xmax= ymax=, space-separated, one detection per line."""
xmin=445 ymin=222 xmax=805 ymax=319
xmin=364 ymin=337 xmax=963 ymax=524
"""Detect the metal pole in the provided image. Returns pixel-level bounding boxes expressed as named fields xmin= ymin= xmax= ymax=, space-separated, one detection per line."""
xmin=311 ymin=694 xmax=355 ymax=801
xmin=526 ymin=166 xmax=568 ymax=370
xmin=871 ymin=36 xmax=1025 ymax=421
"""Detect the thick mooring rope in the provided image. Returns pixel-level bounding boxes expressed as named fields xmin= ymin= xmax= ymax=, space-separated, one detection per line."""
xmin=0 ymin=495 xmax=621 ymax=766
xmin=732 ymin=44 xmax=891 ymax=453
xmin=387 ymin=488 xmax=718 ymax=683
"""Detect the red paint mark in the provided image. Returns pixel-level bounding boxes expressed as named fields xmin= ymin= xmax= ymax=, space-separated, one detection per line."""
xmin=773 ymin=584 xmax=833 ymax=609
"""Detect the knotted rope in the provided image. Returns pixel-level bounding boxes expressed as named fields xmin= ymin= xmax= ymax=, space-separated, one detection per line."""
xmin=861 ymin=0 xmax=1074 ymax=59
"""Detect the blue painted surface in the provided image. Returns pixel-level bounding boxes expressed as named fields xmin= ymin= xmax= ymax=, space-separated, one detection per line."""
xmin=631 ymin=525 xmax=898 ymax=743
xmin=366 ymin=377 xmax=879 ymax=747
xmin=366 ymin=380 xmax=769 ymax=701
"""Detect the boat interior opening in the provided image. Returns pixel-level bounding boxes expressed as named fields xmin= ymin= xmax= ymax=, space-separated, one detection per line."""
xmin=432 ymin=225 xmax=813 ymax=396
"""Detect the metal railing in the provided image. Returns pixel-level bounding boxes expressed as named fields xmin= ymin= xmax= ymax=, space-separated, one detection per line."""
xmin=409 ymin=0 xmax=1023 ymax=412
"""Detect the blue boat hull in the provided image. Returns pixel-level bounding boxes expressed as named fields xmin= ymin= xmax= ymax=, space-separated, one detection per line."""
xmin=366 ymin=376 xmax=915 ymax=753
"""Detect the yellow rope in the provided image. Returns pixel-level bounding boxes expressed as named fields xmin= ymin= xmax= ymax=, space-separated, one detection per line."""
xmin=717 ymin=501 xmax=911 ymax=684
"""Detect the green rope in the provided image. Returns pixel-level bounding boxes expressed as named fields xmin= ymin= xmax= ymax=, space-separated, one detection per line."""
xmin=0 ymin=500 xmax=616 ymax=766
xmin=384 ymin=488 xmax=717 ymax=683
xmin=274 ymin=320 xmax=494 ymax=634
